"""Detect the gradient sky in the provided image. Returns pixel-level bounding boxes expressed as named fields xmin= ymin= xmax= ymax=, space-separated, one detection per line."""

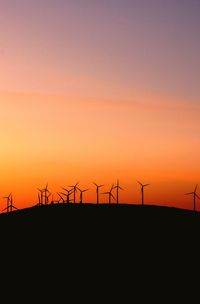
xmin=0 ymin=0 xmax=200 ymax=210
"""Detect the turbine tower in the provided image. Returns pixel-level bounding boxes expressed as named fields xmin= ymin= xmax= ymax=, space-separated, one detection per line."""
xmin=37 ymin=192 xmax=42 ymax=206
xmin=43 ymin=183 xmax=50 ymax=205
xmin=10 ymin=194 xmax=18 ymax=212
xmin=185 ymin=184 xmax=200 ymax=212
xmin=102 ymin=184 xmax=115 ymax=204
xmin=77 ymin=187 xmax=89 ymax=204
xmin=137 ymin=181 xmax=150 ymax=206
xmin=93 ymin=182 xmax=104 ymax=204
xmin=114 ymin=179 xmax=124 ymax=204
xmin=69 ymin=182 xmax=79 ymax=204
xmin=37 ymin=188 xmax=44 ymax=205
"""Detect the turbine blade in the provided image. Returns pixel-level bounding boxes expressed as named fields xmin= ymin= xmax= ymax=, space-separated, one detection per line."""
xmin=93 ymin=182 xmax=98 ymax=187
xmin=144 ymin=184 xmax=150 ymax=187
xmin=137 ymin=180 xmax=143 ymax=186
xmin=62 ymin=187 xmax=69 ymax=192
xmin=59 ymin=192 xmax=67 ymax=197
xmin=111 ymin=193 xmax=116 ymax=200
xmin=185 ymin=192 xmax=194 ymax=195
xmin=194 ymin=184 xmax=198 ymax=192
xmin=195 ymin=194 xmax=200 ymax=200
xmin=57 ymin=192 xmax=64 ymax=200
xmin=110 ymin=184 xmax=115 ymax=191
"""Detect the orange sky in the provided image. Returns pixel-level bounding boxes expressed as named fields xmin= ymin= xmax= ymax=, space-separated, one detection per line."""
xmin=0 ymin=1 xmax=200 ymax=211
xmin=0 ymin=90 xmax=200 ymax=210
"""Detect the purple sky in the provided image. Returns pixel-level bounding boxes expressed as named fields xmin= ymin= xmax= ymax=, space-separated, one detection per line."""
xmin=0 ymin=0 xmax=200 ymax=100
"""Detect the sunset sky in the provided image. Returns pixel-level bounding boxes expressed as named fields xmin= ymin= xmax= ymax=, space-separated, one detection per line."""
xmin=0 ymin=0 xmax=200 ymax=210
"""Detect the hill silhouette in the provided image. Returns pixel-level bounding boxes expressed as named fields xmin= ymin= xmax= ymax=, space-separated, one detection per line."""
xmin=1 ymin=203 xmax=200 ymax=247
xmin=1 ymin=203 xmax=199 ymax=300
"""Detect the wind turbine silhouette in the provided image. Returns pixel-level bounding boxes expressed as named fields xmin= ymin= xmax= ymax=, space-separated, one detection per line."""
xmin=137 ymin=181 xmax=150 ymax=206
xmin=2 ymin=193 xmax=18 ymax=213
xmin=93 ymin=182 xmax=104 ymax=204
xmin=61 ymin=187 xmax=74 ymax=204
xmin=37 ymin=188 xmax=44 ymax=205
xmin=114 ymin=179 xmax=124 ymax=204
xmin=46 ymin=192 xmax=52 ymax=205
xmin=2 ymin=193 xmax=12 ymax=212
xmin=9 ymin=194 xmax=18 ymax=212
xmin=37 ymin=184 xmax=50 ymax=205
xmin=43 ymin=184 xmax=50 ymax=205
xmin=77 ymin=187 xmax=89 ymax=204
xmin=185 ymin=184 xmax=200 ymax=212
xmin=69 ymin=182 xmax=79 ymax=204
xmin=37 ymin=192 xmax=42 ymax=206
xmin=102 ymin=185 xmax=115 ymax=204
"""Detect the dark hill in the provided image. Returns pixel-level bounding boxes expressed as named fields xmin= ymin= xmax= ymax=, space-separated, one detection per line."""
xmin=1 ymin=204 xmax=199 ymax=300
xmin=1 ymin=202 xmax=200 ymax=228
xmin=1 ymin=203 xmax=200 ymax=247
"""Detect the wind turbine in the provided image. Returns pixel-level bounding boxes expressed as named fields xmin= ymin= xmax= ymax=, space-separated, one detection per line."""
xmin=46 ymin=192 xmax=52 ymax=205
xmin=2 ymin=193 xmax=18 ymax=213
xmin=59 ymin=191 xmax=73 ymax=204
xmin=93 ymin=182 xmax=104 ymax=204
xmin=69 ymin=182 xmax=79 ymax=204
xmin=77 ymin=187 xmax=89 ymax=204
xmin=185 ymin=184 xmax=200 ymax=212
xmin=137 ymin=181 xmax=150 ymax=206
xmin=37 ymin=192 xmax=42 ymax=206
xmin=37 ymin=188 xmax=44 ymax=205
xmin=43 ymin=183 xmax=50 ymax=205
xmin=114 ymin=179 xmax=124 ymax=204
xmin=61 ymin=187 xmax=74 ymax=204
xmin=102 ymin=184 xmax=115 ymax=204
xmin=2 ymin=193 xmax=12 ymax=212
xmin=37 ymin=184 xmax=50 ymax=205
xmin=9 ymin=194 xmax=18 ymax=212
